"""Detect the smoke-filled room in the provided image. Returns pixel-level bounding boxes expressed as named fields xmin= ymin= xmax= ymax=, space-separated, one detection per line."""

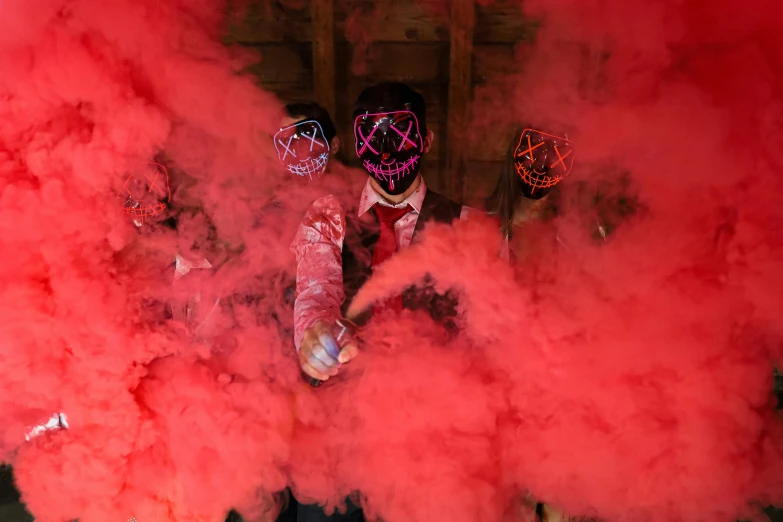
xmin=0 ymin=0 xmax=782 ymax=521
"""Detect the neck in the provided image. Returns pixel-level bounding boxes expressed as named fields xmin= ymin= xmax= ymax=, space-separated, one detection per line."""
xmin=371 ymin=174 xmax=422 ymax=204
xmin=512 ymin=195 xmax=549 ymax=226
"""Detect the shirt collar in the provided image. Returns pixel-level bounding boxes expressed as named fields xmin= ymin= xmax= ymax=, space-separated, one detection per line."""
xmin=357 ymin=177 xmax=427 ymax=217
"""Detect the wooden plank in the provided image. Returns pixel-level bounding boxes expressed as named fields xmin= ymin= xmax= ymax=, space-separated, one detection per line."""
xmin=226 ymin=0 xmax=312 ymax=43
xmin=226 ymin=0 xmax=536 ymax=44
xmin=419 ymin=156 xmax=448 ymax=195
xmin=465 ymin=116 xmax=517 ymax=162
xmin=475 ymin=1 xmax=538 ymax=43
xmin=445 ymin=0 xmax=475 ymax=202
xmin=244 ymin=44 xmax=312 ymax=84
xmin=334 ymin=0 xmax=448 ymax=42
xmin=464 ymin=160 xmax=503 ymax=207
xmin=472 ymin=44 xmax=517 ymax=84
xmin=259 ymin=82 xmax=314 ymax=105
xmin=312 ymin=0 xmax=337 ymax=119
xmin=229 ymin=0 xmax=448 ymax=43
xmin=335 ymin=42 xmax=448 ymax=83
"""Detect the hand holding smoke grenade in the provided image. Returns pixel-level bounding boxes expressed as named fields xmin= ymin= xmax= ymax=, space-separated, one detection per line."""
xmin=304 ymin=318 xmax=359 ymax=387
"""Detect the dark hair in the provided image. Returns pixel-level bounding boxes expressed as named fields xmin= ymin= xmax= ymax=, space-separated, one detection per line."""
xmin=485 ymin=128 xmax=559 ymax=238
xmin=485 ymin=131 xmax=521 ymax=238
xmin=284 ymin=102 xmax=337 ymax=142
xmin=352 ymin=82 xmax=428 ymax=135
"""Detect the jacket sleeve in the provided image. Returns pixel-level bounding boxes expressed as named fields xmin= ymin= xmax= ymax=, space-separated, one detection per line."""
xmin=289 ymin=195 xmax=346 ymax=352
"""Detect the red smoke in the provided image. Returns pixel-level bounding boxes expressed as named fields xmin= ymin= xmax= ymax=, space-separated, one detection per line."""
xmin=349 ymin=0 xmax=783 ymax=520
xmin=0 ymin=0 xmax=349 ymax=519
xmin=1 ymin=0 xmax=782 ymax=521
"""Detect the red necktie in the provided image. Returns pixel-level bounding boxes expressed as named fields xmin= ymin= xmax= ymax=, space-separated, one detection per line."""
xmin=371 ymin=203 xmax=411 ymax=314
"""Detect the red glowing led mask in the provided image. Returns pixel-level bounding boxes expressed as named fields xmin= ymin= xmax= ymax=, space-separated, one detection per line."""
xmin=120 ymin=161 xmax=171 ymax=226
xmin=514 ymin=129 xmax=574 ymax=195
xmin=354 ymin=110 xmax=423 ymax=195
xmin=274 ymin=120 xmax=331 ymax=179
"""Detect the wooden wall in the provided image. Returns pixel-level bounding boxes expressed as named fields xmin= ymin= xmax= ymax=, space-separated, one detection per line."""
xmin=226 ymin=0 xmax=535 ymax=205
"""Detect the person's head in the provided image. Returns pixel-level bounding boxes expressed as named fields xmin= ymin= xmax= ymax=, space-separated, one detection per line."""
xmin=120 ymin=160 xmax=172 ymax=229
xmin=352 ymin=82 xmax=434 ymax=196
xmin=486 ymin=128 xmax=574 ymax=236
xmin=274 ymin=102 xmax=339 ymax=180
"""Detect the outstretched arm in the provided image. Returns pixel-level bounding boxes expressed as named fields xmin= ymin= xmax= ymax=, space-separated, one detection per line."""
xmin=290 ymin=195 xmax=347 ymax=353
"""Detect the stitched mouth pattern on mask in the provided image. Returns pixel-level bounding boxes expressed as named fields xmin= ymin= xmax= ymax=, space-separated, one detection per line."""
xmin=515 ymin=163 xmax=563 ymax=190
xmin=125 ymin=201 xmax=167 ymax=217
xmin=286 ymin=152 xmax=329 ymax=179
xmin=363 ymin=155 xmax=420 ymax=182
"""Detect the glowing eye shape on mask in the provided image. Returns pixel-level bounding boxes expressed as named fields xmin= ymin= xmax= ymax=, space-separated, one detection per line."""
xmin=514 ymin=129 xmax=574 ymax=192
xmin=121 ymin=161 xmax=171 ymax=225
xmin=273 ymin=120 xmax=330 ymax=179
xmin=353 ymin=111 xmax=423 ymax=157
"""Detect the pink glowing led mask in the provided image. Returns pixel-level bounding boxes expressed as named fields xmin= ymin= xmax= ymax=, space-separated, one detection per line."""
xmin=120 ymin=161 xmax=171 ymax=227
xmin=354 ymin=110 xmax=423 ymax=195
xmin=514 ymin=129 xmax=574 ymax=197
xmin=274 ymin=120 xmax=331 ymax=179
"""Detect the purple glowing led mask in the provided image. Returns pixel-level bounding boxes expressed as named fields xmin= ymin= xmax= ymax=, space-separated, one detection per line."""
xmin=354 ymin=110 xmax=423 ymax=195
xmin=274 ymin=120 xmax=331 ymax=180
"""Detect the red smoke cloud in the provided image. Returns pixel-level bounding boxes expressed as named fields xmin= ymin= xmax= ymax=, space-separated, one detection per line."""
xmin=0 ymin=0 xmax=353 ymax=519
xmin=1 ymin=0 xmax=782 ymax=521
xmin=347 ymin=0 xmax=783 ymax=520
